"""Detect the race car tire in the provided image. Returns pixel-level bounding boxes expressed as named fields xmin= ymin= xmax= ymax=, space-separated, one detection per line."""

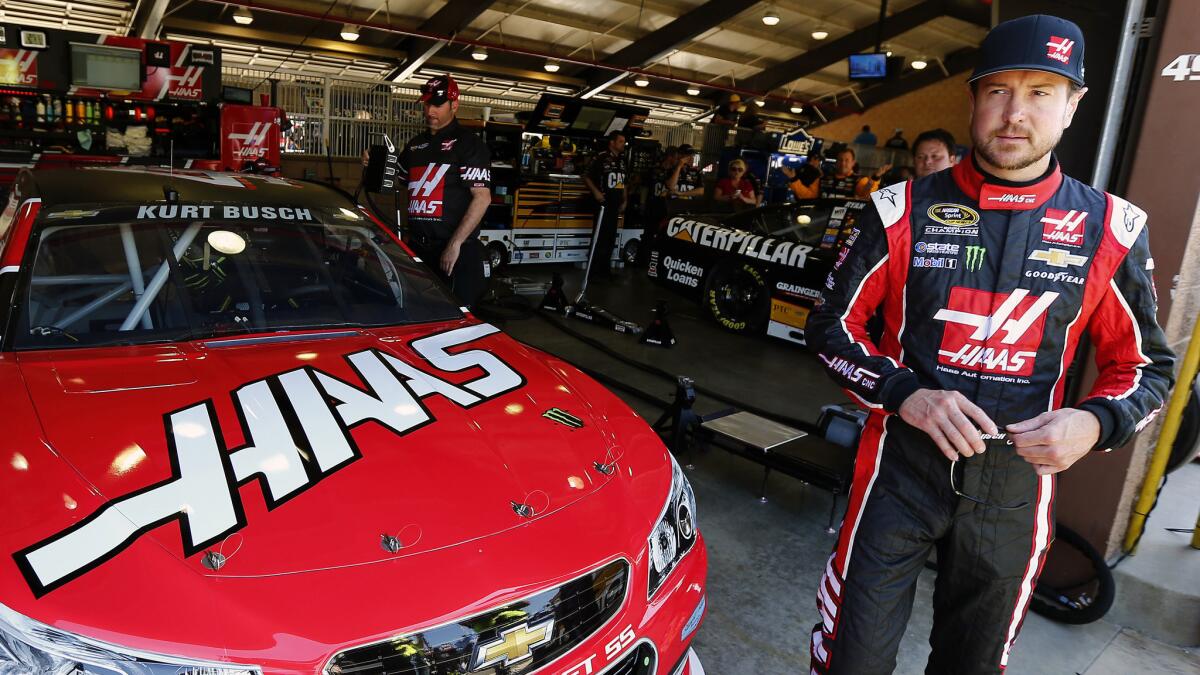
xmin=621 ymin=238 xmax=639 ymax=265
xmin=703 ymin=260 xmax=769 ymax=334
xmin=486 ymin=241 xmax=509 ymax=271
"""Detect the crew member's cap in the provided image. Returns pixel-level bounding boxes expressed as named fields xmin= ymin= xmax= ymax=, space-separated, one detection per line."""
xmin=728 ymin=94 xmax=741 ymax=103
xmin=678 ymin=143 xmax=696 ymax=155
xmin=420 ymin=74 xmax=460 ymax=105
xmin=970 ymin=14 xmax=1085 ymax=86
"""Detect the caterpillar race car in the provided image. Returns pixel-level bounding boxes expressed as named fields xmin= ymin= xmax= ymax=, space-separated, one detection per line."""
xmin=646 ymin=199 xmax=868 ymax=345
xmin=0 ymin=167 xmax=707 ymax=675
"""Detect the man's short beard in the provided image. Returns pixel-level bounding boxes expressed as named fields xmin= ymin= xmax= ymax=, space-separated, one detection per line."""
xmin=974 ymin=129 xmax=1062 ymax=172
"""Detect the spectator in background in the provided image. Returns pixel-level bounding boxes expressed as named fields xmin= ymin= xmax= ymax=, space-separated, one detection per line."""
xmin=884 ymin=128 xmax=909 ymax=149
xmin=781 ymin=153 xmax=823 ymax=199
xmin=912 ymin=128 xmax=959 ymax=178
xmin=715 ymin=159 xmax=760 ymax=208
xmin=739 ymin=102 xmax=767 ymax=131
xmin=853 ymin=124 xmax=877 ymax=146
xmin=667 ymin=144 xmax=704 ymax=199
xmin=713 ymin=95 xmax=742 ymax=126
xmin=821 ymin=147 xmax=888 ymax=199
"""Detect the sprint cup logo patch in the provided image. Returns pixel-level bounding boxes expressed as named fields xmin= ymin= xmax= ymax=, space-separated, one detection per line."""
xmin=543 ymin=408 xmax=584 ymax=429
xmin=927 ymin=203 xmax=980 ymax=227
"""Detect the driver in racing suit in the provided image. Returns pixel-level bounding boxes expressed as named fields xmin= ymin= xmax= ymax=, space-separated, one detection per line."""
xmin=806 ymin=15 xmax=1175 ymax=674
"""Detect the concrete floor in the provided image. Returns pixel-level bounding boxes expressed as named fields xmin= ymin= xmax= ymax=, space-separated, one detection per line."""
xmin=484 ymin=264 xmax=1200 ymax=675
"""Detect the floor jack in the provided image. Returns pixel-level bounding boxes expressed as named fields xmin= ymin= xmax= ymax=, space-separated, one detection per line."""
xmin=543 ymin=205 xmax=643 ymax=335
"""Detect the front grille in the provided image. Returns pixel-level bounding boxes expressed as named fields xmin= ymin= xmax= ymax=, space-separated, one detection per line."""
xmin=606 ymin=643 xmax=657 ymax=675
xmin=326 ymin=559 xmax=629 ymax=674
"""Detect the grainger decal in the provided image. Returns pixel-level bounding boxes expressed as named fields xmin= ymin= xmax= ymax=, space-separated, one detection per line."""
xmin=14 ymin=324 xmax=523 ymax=597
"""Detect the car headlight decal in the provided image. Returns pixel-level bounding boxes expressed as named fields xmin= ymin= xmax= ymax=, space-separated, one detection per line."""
xmin=647 ymin=456 xmax=699 ymax=598
xmin=0 ymin=601 xmax=260 ymax=674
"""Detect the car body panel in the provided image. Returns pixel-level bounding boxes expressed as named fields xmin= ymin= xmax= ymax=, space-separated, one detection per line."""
xmin=0 ymin=168 xmax=707 ymax=674
xmin=647 ymin=199 xmax=868 ymax=345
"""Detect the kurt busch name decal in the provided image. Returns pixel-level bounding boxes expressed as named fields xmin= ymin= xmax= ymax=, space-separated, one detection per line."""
xmin=14 ymin=324 xmax=523 ymax=596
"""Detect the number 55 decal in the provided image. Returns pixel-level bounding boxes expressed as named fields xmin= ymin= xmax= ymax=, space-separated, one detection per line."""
xmin=1160 ymin=54 xmax=1200 ymax=81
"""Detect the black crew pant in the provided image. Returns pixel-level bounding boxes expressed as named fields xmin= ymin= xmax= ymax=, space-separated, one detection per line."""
xmin=589 ymin=200 xmax=620 ymax=277
xmin=410 ymin=236 xmax=487 ymax=308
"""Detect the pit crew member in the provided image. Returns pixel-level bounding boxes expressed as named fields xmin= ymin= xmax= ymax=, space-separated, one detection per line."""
xmin=913 ymin=128 xmax=961 ymax=179
xmin=583 ymin=129 xmax=628 ymax=277
xmin=806 ymin=15 xmax=1174 ymax=674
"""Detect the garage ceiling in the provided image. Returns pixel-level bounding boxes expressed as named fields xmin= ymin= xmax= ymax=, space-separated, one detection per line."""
xmin=10 ymin=0 xmax=992 ymax=124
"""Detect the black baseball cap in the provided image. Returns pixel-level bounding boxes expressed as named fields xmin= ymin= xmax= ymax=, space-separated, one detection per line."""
xmin=970 ymin=15 xmax=1085 ymax=87
xmin=678 ymin=143 xmax=696 ymax=155
xmin=420 ymin=74 xmax=460 ymax=105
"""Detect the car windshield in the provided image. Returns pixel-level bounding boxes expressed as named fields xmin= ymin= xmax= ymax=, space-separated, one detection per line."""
xmin=724 ymin=201 xmax=840 ymax=245
xmin=13 ymin=205 xmax=463 ymax=350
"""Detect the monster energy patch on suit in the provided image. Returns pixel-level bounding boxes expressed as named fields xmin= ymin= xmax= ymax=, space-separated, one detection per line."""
xmin=964 ymin=246 xmax=987 ymax=272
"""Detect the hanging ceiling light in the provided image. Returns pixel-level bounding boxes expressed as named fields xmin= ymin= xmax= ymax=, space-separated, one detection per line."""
xmin=544 ymin=59 xmax=560 ymax=73
xmin=232 ymin=6 xmax=253 ymax=25
xmin=471 ymin=46 xmax=488 ymax=61
xmin=883 ymin=44 xmax=893 ymax=57
xmin=790 ymin=102 xmax=803 ymax=114
xmin=340 ymin=23 xmax=360 ymax=41
xmin=686 ymin=85 xmax=701 ymax=96
xmin=754 ymin=99 xmax=765 ymax=107
xmin=633 ymin=75 xmax=650 ymax=87
xmin=811 ymin=27 xmax=829 ymax=40
xmin=762 ymin=7 xmax=781 ymax=26
xmin=912 ymin=56 xmax=928 ymax=70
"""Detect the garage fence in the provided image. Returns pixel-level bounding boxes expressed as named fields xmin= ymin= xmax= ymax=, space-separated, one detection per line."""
xmin=221 ymin=66 xmax=702 ymax=159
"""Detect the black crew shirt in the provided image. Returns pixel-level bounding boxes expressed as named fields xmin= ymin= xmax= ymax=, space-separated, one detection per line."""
xmin=399 ymin=119 xmax=492 ymax=239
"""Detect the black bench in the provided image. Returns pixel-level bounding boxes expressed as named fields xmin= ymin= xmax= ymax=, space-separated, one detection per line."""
xmin=698 ymin=406 xmax=861 ymax=533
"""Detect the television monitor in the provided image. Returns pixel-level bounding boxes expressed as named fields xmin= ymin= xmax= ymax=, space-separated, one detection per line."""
xmin=570 ymin=106 xmax=616 ymax=133
xmin=848 ymin=53 xmax=888 ymax=80
xmin=70 ymin=43 xmax=143 ymax=91
xmin=222 ymin=85 xmax=254 ymax=104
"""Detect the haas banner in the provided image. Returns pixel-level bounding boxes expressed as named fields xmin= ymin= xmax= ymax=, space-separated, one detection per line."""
xmin=221 ymin=104 xmax=282 ymax=170
xmin=71 ymin=37 xmax=219 ymax=102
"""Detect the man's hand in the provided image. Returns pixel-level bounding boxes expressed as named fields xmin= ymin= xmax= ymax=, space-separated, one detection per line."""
xmin=440 ymin=239 xmax=462 ymax=276
xmin=899 ymin=389 xmax=999 ymax=461
xmin=361 ymin=149 xmax=370 ymax=167
xmin=1008 ymin=409 xmax=1101 ymax=475
xmin=872 ymin=162 xmax=893 ymax=181
xmin=780 ymin=165 xmax=797 ymax=180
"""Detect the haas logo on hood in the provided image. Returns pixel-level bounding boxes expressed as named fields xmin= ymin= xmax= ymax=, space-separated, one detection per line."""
xmin=14 ymin=324 xmax=524 ymax=596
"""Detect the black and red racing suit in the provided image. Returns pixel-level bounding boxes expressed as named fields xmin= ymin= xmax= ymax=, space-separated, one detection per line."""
xmin=398 ymin=119 xmax=492 ymax=306
xmin=806 ymin=154 xmax=1174 ymax=674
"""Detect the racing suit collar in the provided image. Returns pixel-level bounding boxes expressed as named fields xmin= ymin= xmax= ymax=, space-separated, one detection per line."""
xmin=952 ymin=151 xmax=1062 ymax=211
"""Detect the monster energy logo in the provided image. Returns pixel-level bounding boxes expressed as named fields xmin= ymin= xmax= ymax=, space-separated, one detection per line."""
xmin=543 ymin=408 xmax=584 ymax=429
xmin=965 ymin=246 xmax=987 ymax=272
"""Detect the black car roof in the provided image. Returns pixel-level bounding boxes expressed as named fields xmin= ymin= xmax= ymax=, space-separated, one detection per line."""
xmin=16 ymin=168 xmax=354 ymax=210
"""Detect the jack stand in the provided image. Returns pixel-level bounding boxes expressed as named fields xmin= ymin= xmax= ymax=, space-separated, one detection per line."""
xmin=640 ymin=300 xmax=676 ymax=347
xmin=653 ymin=376 xmax=700 ymax=465
xmin=540 ymin=273 xmax=568 ymax=312
xmin=565 ymin=204 xmax=643 ymax=334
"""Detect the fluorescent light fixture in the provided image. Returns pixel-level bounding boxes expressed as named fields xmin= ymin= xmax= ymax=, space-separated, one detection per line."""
xmin=340 ymin=23 xmax=359 ymax=41
xmin=686 ymin=85 xmax=700 ymax=96
xmin=232 ymin=6 xmax=253 ymax=25
xmin=811 ymin=28 xmax=829 ymax=40
xmin=471 ymin=46 xmax=488 ymax=61
xmin=912 ymin=57 xmax=928 ymax=70
xmin=633 ymin=75 xmax=650 ymax=87
xmin=544 ymin=59 xmax=560 ymax=73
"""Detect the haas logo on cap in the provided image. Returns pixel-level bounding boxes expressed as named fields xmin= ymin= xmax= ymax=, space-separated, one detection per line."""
xmin=1046 ymin=36 xmax=1074 ymax=64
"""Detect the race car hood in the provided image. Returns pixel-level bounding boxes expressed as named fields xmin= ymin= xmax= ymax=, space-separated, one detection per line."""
xmin=12 ymin=320 xmax=626 ymax=583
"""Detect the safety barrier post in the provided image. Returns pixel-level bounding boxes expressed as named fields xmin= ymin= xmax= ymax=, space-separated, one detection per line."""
xmin=1124 ymin=314 xmax=1200 ymax=553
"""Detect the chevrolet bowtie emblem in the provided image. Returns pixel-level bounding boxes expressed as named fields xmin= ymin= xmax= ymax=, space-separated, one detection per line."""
xmin=472 ymin=618 xmax=556 ymax=670
xmin=1029 ymin=248 xmax=1088 ymax=268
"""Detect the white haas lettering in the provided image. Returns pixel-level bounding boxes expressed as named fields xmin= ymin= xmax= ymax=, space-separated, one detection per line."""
xmin=15 ymin=324 xmax=521 ymax=596
xmin=229 ymin=122 xmax=273 ymax=159
xmin=934 ymin=290 xmax=1057 ymax=374
xmin=819 ymin=354 xmax=879 ymax=391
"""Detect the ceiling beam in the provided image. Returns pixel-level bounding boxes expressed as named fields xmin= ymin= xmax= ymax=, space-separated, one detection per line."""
xmin=816 ymin=48 xmax=977 ymax=126
xmin=393 ymin=0 xmax=502 ymax=78
xmin=131 ymin=0 xmax=171 ymax=38
xmin=742 ymin=0 xmax=949 ymax=94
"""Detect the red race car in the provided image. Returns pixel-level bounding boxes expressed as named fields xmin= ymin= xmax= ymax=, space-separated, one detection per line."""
xmin=0 ymin=168 xmax=707 ymax=675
